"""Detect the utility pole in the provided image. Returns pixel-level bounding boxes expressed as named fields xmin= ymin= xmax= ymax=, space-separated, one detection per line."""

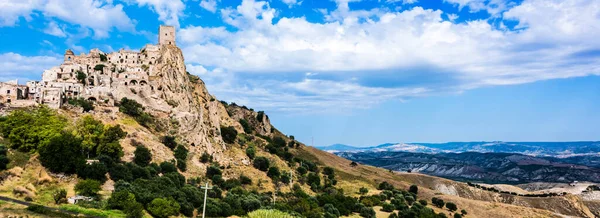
xmin=201 ymin=182 xmax=213 ymax=218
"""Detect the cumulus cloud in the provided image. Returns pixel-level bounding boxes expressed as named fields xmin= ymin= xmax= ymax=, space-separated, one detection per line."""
xmin=177 ymin=0 xmax=600 ymax=112
xmin=43 ymin=21 xmax=66 ymax=37
xmin=200 ymin=0 xmax=218 ymax=13
xmin=132 ymin=0 xmax=185 ymax=27
xmin=281 ymin=0 xmax=302 ymax=7
xmin=0 ymin=53 xmax=62 ymax=82
xmin=444 ymin=0 xmax=512 ymax=15
xmin=0 ymin=0 xmax=134 ymax=38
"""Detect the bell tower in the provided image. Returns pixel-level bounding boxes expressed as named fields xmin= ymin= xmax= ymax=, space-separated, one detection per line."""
xmin=159 ymin=25 xmax=176 ymax=46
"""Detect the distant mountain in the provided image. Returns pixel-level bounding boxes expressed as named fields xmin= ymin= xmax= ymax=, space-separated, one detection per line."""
xmin=337 ymin=151 xmax=600 ymax=184
xmin=317 ymin=141 xmax=600 ymax=157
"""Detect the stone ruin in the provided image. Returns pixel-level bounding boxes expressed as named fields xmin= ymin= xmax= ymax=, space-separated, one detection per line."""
xmin=0 ymin=25 xmax=178 ymax=110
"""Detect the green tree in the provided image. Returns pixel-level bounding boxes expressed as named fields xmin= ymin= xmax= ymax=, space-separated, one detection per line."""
xmin=119 ymin=98 xmax=144 ymax=117
xmin=359 ymin=187 xmax=369 ymax=195
xmin=133 ymin=145 xmax=152 ymax=167
xmin=74 ymin=179 xmax=102 ymax=197
xmin=454 ymin=213 xmax=463 ymax=218
xmin=253 ymin=157 xmax=270 ymax=171
xmin=409 ymin=184 xmax=419 ymax=195
xmin=220 ymin=126 xmax=237 ymax=144
xmin=246 ymin=146 xmax=256 ymax=160
xmin=0 ymin=107 xmax=67 ymax=152
xmin=76 ymin=70 xmax=87 ymax=84
xmin=240 ymin=175 xmax=252 ymax=185
xmin=38 ymin=132 xmax=84 ymax=174
xmin=107 ymin=190 xmax=136 ymax=210
xmin=52 ymin=189 xmax=67 ymax=204
xmin=267 ymin=166 xmax=281 ymax=180
xmin=77 ymin=162 xmax=107 ymax=182
xmin=461 ymin=209 xmax=468 ymax=215
xmin=75 ymin=115 xmax=105 ymax=157
xmin=147 ymin=198 xmax=180 ymax=218
xmin=200 ymin=152 xmax=212 ymax=163
xmin=445 ymin=202 xmax=458 ymax=212
xmin=381 ymin=203 xmax=395 ymax=212
xmin=239 ymin=119 xmax=252 ymax=133
xmin=432 ymin=197 xmax=445 ymax=208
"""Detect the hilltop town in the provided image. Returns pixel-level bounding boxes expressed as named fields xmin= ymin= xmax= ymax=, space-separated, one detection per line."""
xmin=0 ymin=26 xmax=177 ymax=110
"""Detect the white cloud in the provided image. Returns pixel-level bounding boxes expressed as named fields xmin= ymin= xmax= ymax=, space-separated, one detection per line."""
xmin=444 ymin=0 xmax=511 ymax=15
xmin=177 ymin=0 xmax=600 ymax=112
xmin=132 ymin=0 xmax=185 ymax=27
xmin=43 ymin=21 xmax=66 ymax=37
xmin=386 ymin=0 xmax=418 ymax=4
xmin=0 ymin=0 xmax=41 ymax=26
xmin=447 ymin=13 xmax=459 ymax=21
xmin=0 ymin=53 xmax=62 ymax=82
xmin=281 ymin=0 xmax=302 ymax=7
xmin=200 ymin=0 xmax=218 ymax=13
xmin=0 ymin=0 xmax=134 ymax=38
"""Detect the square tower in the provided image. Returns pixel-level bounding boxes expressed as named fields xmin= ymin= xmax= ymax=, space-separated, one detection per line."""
xmin=159 ymin=25 xmax=176 ymax=46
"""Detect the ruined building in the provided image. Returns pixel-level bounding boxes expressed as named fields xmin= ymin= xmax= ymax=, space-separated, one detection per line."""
xmin=0 ymin=25 xmax=177 ymax=109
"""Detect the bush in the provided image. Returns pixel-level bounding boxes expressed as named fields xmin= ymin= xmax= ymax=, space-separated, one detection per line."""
xmin=297 ymin=166 xmax=308 ymax=175
xmin=39 ymin=132 xmax=85 ymax=174
xmin=133 ymin=145 xmax=152 ymax=167
xmin=418 ymin=199 xmax=427 ymax=206
xmin=0 ymin=153 xmax=9 ymax=171
xmin=409 ymin=184 xmax=418 ymax=195
xmin=206 ymin=165 xmax=222 ymax=178
xmin=246 ymin=146 xmax=256 ymax=160
xmin=257 ymin=111 xmax=265 ymax=122
xmin=68 ymin=98 xmax=94 ymax=112
xmin=381 ymin=203 xmax=395 ymax=212
xmin=359 ymin=206 xmax=376 ymax=218
xmin=77 ymin=162 xmax=108 ymax=182
xmin=267 ymin=166 xmax=281 ymax=180
xmin=77 ymin=71 xmax=87 ymax=84
xmin=221 ymin=126 xmax=237 ymax=144
xmin=161 ymin=136 xmax=177 ymax=150
xmin=119 ymin=98 xmax=143 ymax=117
xmin=378 ymin=181 xmax=394 ymax=191
xmin=432 ymin=197 xmax=445 ymax=208
xmin=253 ymin=157 xmax=270 ymax=171
xmin=107 ymin=190 xmax=136 ymax=210
xmin=75 ymin=179 xmax=102 ymax=197
xmin=404 ymin=196 xmax=415 ymax=205
xmin=445 ymin=202 xmax=457 ymax=212
xmin=454 ymin=214 xmax=463 ymax=218
xmin=239 ymin=119 xmax=252 ymax=133
xmin=147 ymin=198 xmax=180 ymax=218
xmin=159 ymin=161 xmax=177 ymax=174
xmin=174 ymin=145 xmax=188 ymax=160
xmin=359 ymin=187 xmax=369 ymax=195
xmin=53 ymin=189 xmax=67 ymax=204
xmin=240 ymin=175 xmax=252 ymax=185
xmin=109 ymin=163 xmax=133 ymax=182
xmin=200 ymin=152 xmax=212 ymax=163
xmin=461 ymin=209 xmax=468 ymax=215
xmin=94 ymin=64 xmax=106 ymax=71
xmin=176 ymin=158 xmax=187 ymax=171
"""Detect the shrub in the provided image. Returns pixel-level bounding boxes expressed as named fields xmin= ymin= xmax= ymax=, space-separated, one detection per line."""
xmin=159 ymin=161 xmax=177 ymax=174
xmin=432 ymin=197 xmax=445 ymax=208
xmin=0 ymin=153 xmax=9 ymax=171
xmin=52 ymin=189 xmax=67 ymax=204
xmin=107 ymin=190 xmax=136 ymax=210
xmin=200 ymin=152 xmax=212 ymax=163
xmin=38 ymin=132 xmax=84 ymax=174
xmin=280 ymin=172 xmax=291 ymax=184
xmin=409 ymin=184 xmax=419 ymax=195
xmin=418 ymin=199 xmax=427 ymax=206
xmin=133 ymin=145 xmax=152 ymax=167
xmin=161 ymin=136 xmax=177 ymax=150
xmin=461 ymin=209 xmax=468 ymax=215
xmin=378 ymin=181 xmax=394 ymax=191
xmin=240 ymin=175 xmax=252 ymax=185
xmin=297 ymin=166 xmax=308 ymax=175
xmin=359 ymin=206 xmax=376 ymax=218
xmin=253 ymin=157 xmax=270 ymax=171
xmin=382 ymin=203 xmax=395 ymax=212
xmin=239 ymin=119 xmax=252 ymax=133
xmin=176 ymin=159 xmax=187 ymax=172
xmin=324 ymin=204 xmax=341 ymax=217
xmin=68 ymin=98 xmax=94 ymax=112
xmin=404 ymin=196 xmax=415 ymax=205
xmin=246 ymin=146 xmax=256 ymax=160
xmin=267 ymin=166 xmax=281 ymax=180
xmin=75 ymin=179 xmax=102 ymax=197
xmin=119 ymin=98 xmax=143 ymax=116
xmin=256 ymin=111 xmax=265 ymax=122
xmin=445 ymin=202 xmax=457 ymax=212
xmin=77 ymin=71 xmax=87 ymax=84
xmin=76 ymin=162 xmax=108 ymax=182
xmin=123 ymin=201 xmax=144 ymax=218
xmin=221 ymin=126 xmax=237 ymax=144
xmin=174 ymin=145 xmax=188 ymax=160
xmin=99 ymin=53 xmax=107 ymax=62
xmin=359 ymin=187 xmax=369 ymax=195
xmin=206 ymin=165 xmax=222 ymax=178
xmin=454 ymin=214 xmax=463 ymax=218
xmin=109 ymin=163 xmax=133 ymax=182
xmin=0 ymin=107 xmax=67 ymax=152
xmin=147 ymin=198 xmax=180 ymax=218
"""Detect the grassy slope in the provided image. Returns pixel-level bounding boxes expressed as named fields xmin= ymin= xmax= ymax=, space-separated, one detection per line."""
xmin=296 ymin=146 xmax=590 ymax=218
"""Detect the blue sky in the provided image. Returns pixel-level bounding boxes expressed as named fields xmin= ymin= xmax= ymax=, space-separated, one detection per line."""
xmin=1 ymin=0 xmax=599 ymax=146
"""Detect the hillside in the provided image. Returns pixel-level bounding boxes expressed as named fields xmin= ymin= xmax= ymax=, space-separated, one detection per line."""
xmin=0 ymin=43 xmax=597 ymax=218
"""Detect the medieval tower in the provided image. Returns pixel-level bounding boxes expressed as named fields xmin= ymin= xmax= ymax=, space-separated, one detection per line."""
xmin=159 ymin=25 xmax=176 ymax=46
